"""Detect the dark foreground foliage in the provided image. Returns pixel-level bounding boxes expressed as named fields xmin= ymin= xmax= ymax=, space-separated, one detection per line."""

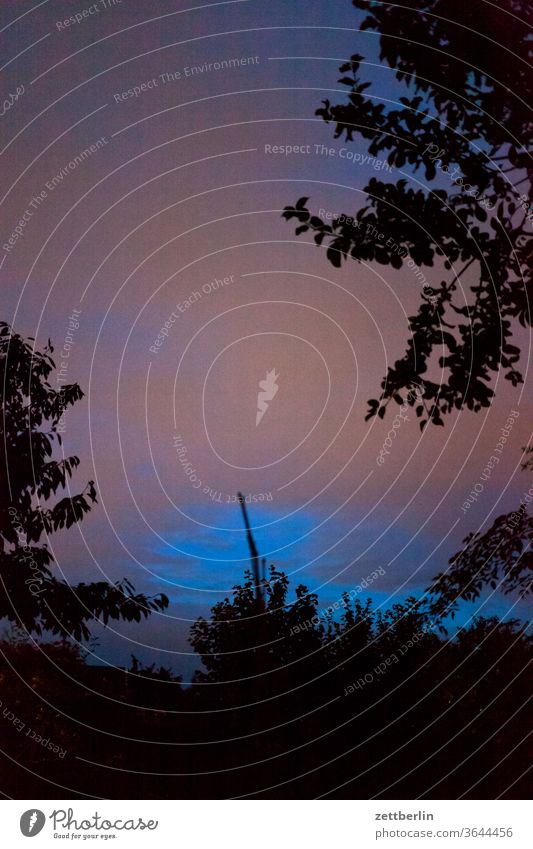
xmin=1 ymin=571 xmax=531 ymax=800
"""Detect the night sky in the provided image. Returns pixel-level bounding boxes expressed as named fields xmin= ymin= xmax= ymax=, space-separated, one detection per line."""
xmin=1 ymin=0 xmax=530 ymax=678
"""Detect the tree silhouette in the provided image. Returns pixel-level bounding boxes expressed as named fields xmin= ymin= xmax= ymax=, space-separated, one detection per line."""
xmin=189 ymin=566 xmax=326 ymax=692
xmin=0 ymin=322 xmax=168 ymax=640
xmin=190 ymin=557 xmax=445 ymax=695
xmin=283 ymin=0 xmax=531 ymax=429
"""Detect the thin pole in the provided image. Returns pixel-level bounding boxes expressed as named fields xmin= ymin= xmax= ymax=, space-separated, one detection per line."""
xmin=237 ymin=493 xmax=263 ymax=608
